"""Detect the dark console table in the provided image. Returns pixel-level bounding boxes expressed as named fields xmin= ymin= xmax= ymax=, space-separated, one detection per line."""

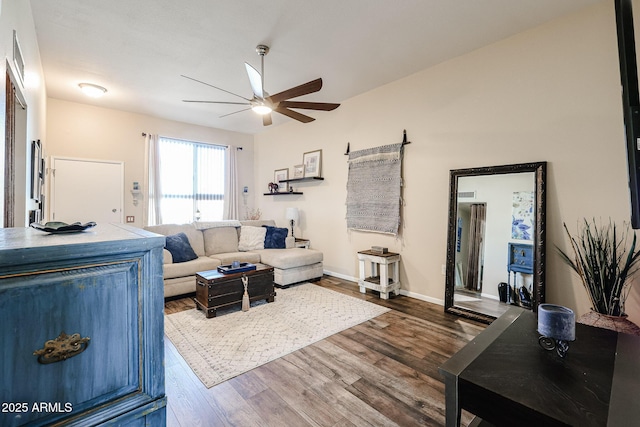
xmin=439 ymin=307 xmax=640 ymax=427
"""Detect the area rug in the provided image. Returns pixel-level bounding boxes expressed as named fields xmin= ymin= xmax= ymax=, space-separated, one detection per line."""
xmin=164 ymin=283 xmax=390 ymax=388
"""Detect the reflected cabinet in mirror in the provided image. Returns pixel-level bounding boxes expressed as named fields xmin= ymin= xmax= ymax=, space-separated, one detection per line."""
xmin=444 ymin=162 xmax=546 ymax=324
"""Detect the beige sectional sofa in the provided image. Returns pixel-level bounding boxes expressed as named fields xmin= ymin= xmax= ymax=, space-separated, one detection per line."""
xmin=144 ymin=220 xmax=323 ymax=298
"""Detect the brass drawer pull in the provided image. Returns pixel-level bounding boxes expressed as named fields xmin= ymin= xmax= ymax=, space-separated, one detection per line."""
xmin=33 ymin=331 xmax=90 ymax=364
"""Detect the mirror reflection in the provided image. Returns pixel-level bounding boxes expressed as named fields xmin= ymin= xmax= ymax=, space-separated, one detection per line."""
xmin=445 ymin=162 xmax=546 ymax=323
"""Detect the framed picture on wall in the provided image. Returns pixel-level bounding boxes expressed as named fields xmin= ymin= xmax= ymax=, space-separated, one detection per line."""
xmin=293 ymin=164 xmax=305 ymax=179
xmin=303 ymin=149 xmax=322 ymax=178
xmin=274 ymin=168 xmax=289 ymax=192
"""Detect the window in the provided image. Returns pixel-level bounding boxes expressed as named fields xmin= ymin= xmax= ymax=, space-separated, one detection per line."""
xmin=157 ymin=136 xmax=225 ymax=224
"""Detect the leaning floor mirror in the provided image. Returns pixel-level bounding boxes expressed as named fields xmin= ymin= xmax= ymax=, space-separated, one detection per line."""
xmin=444 ymin=162 xmax=546 ymax=324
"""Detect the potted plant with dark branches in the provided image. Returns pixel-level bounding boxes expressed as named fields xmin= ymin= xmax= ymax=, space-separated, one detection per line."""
xmin=557 ymin=218 xmax=640 ymax=335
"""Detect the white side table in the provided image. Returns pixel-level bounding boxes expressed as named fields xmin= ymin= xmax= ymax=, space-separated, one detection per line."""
xmin=357 ymin=250 xmax=401 ymax=299
xmin=294 ymin=238 xmax=310 ymax=249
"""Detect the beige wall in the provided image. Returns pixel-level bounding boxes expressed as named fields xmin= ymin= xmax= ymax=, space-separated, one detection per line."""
xmin=255 ymin=2 xmax=640 ymax=323
xmin=0 ymin=0 xmax=47 ymax=226
xmin=45 ymin=99 xmax=255 ymax=228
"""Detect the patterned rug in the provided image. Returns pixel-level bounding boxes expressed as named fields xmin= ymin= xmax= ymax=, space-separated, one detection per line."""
xmin=164 ymin=283 xmax=390 ymax=388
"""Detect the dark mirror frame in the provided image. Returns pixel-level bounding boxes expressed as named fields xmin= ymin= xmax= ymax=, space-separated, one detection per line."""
xmin=444 ymin=161 xmax=547 ymax=324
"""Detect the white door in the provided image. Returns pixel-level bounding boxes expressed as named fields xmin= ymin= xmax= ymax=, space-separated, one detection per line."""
xmin=51 ymin=157 xmax=124 ymax=224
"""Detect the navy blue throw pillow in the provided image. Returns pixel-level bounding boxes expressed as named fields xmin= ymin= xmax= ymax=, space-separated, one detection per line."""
xmin=165 ymin=232 xmax=198 ymax=263
xmin=263 ymin=225 xmax=288 ymax=249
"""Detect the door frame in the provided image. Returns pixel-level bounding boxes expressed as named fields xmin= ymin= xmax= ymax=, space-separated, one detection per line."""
xmin=50 ymin=156 xmax=125 ymax=223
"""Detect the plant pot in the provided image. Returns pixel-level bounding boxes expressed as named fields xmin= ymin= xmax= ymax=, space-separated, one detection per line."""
xmin=577 ymin=310 xmax=640 ymax=336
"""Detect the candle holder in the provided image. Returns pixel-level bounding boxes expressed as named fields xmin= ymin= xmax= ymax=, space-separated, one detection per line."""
xmin=537 ymin=304 xmax=575 ymax=358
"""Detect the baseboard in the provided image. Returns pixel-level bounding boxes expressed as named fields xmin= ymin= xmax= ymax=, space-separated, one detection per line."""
xmin=322 ymin=270 xmax=444 ymax=306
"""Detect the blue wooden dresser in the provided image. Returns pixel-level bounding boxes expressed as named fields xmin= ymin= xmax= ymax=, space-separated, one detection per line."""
xmin=0 ymin=224 xmax=166 ymax=426
xmin=507 ymin=242 xmax=534 ymax=307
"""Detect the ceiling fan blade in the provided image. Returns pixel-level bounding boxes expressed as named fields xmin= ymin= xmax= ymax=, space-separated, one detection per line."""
xmin=183 ymin=100 xmax=249 ymax=105
xmin=244 ymin=63 xmax=263 ymax=99
xmin=181 ymin=74 xmax=251 ymax=101
xmin=278 ymin=101 xmax=340 ymax=111
xmin=269 ymin=78 xmax=323 ymax=104
xmin=275 ymin=107 xmax=315 ymax=123
xmin=262 ymin=113 xmax=273 ymax=126
xmin=219 ymin=107 xmax=252 ymax=118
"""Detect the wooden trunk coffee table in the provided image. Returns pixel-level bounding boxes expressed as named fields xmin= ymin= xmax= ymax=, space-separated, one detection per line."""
xmin=195 ymin=264 xmax=275 ymax=318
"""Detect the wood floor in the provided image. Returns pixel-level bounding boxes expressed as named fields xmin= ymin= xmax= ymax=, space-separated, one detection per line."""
xmin=453 ymin=290 xmax=510 ymax=319
xmin=164 ymin=276 xmax=487 ymax=427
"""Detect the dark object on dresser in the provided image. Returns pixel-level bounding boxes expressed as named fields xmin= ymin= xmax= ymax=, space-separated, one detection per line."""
xmin=195 ymin=264 xmax=275 ymax=318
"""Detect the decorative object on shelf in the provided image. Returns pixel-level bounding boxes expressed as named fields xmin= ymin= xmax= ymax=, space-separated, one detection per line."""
xmin=286 ymin=207 xmax=299 ymax=237
xmin=293 ymin=164 xmax=305 ymax=179
xmin=30 ymin=221 xmax=97 ymax=234
xmin=274 ymin=168 xmax=289 ymax=192
xmin=267 ymin=182 xmax=279 ymax=193
xmin=537 ymin=304 xmax=575 ymax=358
xmin=558 ymin=218 xmax=640 ymax=334
xmin=303 ymin=149 xmax=322 ymax=178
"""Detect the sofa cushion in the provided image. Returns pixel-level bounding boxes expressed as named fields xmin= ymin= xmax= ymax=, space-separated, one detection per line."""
xmin=194 ymin=220 xmax=241 ymax=230
xmin=162 ymin=249 xmax=173 ymax=264
xmin=240 ymin=220 xmax=276 ymax=227
xmin=163 ymin=256 xmax=221 ymax=280
xmin=255 ymin=248 xmax=323 ymax=270
xmin=263 ymin=225 xmax=288 ymax=249
xmin=210 ymin=251 xmax=261 ymax=265
xmin=238 ymin=226 xmax=266 ymax=251
xmin=144 ymin=223 xmax=205 ymax=256
xmin=203 ymin=227 xmax=239 ymax=256
xmin=165 ymin=232 xmax=198 ymax=263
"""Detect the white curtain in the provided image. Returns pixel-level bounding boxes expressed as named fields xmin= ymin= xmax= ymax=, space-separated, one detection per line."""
xmin=144 ymin=133 xmax=163 ymax=226
xmin=223 ymin=146 xmax=239 ymax=220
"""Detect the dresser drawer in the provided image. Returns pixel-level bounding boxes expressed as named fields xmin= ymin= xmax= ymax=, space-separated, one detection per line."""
xmin=0 ymin=260 xmax=145 ymax=426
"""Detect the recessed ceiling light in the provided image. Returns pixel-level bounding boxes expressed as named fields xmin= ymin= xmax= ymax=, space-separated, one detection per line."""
xmin=78 ymin=83 xmax=107 ymax=98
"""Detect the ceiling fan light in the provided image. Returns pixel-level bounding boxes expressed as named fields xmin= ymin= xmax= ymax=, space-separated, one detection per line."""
xmin=79 ymin=83 xmax=107 ymax=98
xmin=252 ymin=104 xmax=272 ymax=115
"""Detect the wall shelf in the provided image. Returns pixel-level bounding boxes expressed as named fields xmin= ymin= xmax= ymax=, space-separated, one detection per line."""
xmin=263 ymin=192 xmax=303 ymax=196
xmin=279 ymin=176 xmax=324 ymax=183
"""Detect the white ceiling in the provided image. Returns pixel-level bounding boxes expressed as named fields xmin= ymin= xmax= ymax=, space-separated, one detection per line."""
xmin=29 ymin=0 xmax=604 ymax=135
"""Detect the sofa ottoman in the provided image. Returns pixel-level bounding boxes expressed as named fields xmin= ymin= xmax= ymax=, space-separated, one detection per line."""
xmin=255 ymin=248 xmax=323 ymax=287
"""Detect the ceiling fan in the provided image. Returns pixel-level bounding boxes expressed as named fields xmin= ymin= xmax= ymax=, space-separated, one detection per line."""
xmin=182 ymin=45 xmax=340 ymax=126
